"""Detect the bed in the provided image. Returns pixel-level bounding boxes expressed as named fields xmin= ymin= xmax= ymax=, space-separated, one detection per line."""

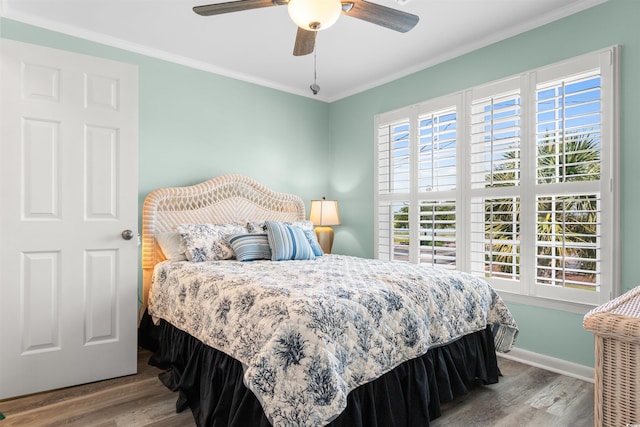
xmin=141 ymin=174 xmax=519 ymax=427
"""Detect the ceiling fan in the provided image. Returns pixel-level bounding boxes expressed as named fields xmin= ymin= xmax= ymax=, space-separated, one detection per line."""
xmin=193 ymin=0 xmax=419 ymax=56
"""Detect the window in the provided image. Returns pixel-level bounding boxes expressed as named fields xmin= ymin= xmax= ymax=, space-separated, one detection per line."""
xmin=375 ymin=48 xmax=619 ymax=309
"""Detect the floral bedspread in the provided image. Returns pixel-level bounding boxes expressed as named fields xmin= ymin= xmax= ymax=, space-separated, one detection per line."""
xmin=149 ymin=255 xmax=518 ymax=427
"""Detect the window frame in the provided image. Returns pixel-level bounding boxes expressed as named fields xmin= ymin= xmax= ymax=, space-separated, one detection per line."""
xmin=374 ymin=47 xmax=620 ymax=312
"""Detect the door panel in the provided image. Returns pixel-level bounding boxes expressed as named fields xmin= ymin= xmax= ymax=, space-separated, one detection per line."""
xmin=0 ymin=39 xmax=139 ymax=399
xmin=21 ymin=251 xmax=61 ymax=354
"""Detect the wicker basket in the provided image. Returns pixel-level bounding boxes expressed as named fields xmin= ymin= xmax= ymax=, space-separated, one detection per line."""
xmin=584 ymin=286 xmax=640 ymax=427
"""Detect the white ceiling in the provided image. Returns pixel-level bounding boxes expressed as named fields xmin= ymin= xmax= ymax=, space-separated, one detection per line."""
xmin=1 ymin=0 xmax=606 ymax=102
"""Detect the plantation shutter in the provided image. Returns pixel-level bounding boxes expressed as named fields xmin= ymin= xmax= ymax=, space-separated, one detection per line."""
xmin=415 ymin=107 xmax=458 ymax=268
xmin=534 ymin=70 xmax=603 ymax=294
xmin=375 ymin=47 xmax=616 ymax=307
xmin=469 ymin=88 xmax=522 ymax=281
xmin=470 ymin=91 xmax=521 ymax=189
xmin=418 ymin=200 xmax=457 ymax=268
xmin=536 ymin=72 xmax=601 ymax=184
xmin=417 ymin=109 xmax=457 ymax=192
xmin=377 ymin=120 xmax=410 ymax=195
xmin=377 ymin=201 xmax=410 ymax=261
xmin=377 ymin=119 xmax=411 ymax=261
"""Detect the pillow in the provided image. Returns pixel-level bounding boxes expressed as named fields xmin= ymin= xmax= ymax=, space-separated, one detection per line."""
xmin=265 ymin=221 xmax=316 ymax=261
xmin=155 ymin=231 xmax=187 ymax=261
xmin=228 ymin=233 xmax=271 ymax=262
xmin=177 ymin=223 xmax=246 ymax=262
xmin=246 ymin=221 xmax=266 ymax=233
xmin=286 ymin=220 xmax=322 ymax=256
xmin=288 ymin=220 xmax=314 ymax=231
xmin=303 ymin=229 xmax=324 ymax=257
xmin=248 ymin=220 xmax=315 ymax=233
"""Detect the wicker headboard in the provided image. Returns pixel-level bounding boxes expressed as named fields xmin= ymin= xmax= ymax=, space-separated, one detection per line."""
xmin=140 ymin=174 xmax=306 ymax=318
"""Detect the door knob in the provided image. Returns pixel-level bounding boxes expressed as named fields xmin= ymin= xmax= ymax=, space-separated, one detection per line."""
xmin=121 ymin=229 xmax=135 ymax=240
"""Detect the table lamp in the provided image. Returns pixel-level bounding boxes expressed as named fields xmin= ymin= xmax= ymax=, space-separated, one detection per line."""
xmin=309 ymin=197 xmax=340 ymax=254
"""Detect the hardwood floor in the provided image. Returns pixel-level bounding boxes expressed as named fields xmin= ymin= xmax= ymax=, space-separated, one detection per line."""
xmin=0 ymin=349 xmax=593 ymax=427
xmin=431 ymin=357 xmax=594 ymax=427
xmin=0 ymin=349 xmax=195 ymax=427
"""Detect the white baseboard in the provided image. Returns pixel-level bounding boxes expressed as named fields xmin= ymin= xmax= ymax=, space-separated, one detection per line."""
xmin=497 ymin=347 xmax=594 ymax=384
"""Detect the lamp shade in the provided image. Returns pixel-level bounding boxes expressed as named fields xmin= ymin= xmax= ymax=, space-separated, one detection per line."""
xmin=288 ymin=0 xmax=342 ymax=31
xmin=309 ymin=197 xmax=340 ymax=226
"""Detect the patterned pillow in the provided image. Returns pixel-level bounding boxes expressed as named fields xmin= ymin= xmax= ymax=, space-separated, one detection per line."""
xmin=228 ymin=233 xmax=272 ymax=262
xmin=248 ymin=220 xmax=314 ymax=233
xmin=265 ymin=221 xmax=316 ymax=261
xmin=246 ymin=221 xmax=266 ymax=233
xmin=177 ymin=223 xmax=246 ymax=262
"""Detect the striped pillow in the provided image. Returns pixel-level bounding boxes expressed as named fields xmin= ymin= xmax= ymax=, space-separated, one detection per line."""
xmin=228 ymin=233 xmax=271 ymax=262
xmin=265 ymin=221 xmax=316 ymax=261
xmin=303 ymin=229 xmax=324 ymax=256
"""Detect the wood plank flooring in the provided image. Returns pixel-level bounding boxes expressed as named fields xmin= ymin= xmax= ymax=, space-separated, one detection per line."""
xmin=0 ymin=349 xmax=593 ymax=427
xmin=0 ymin=349 xmax=194 ymax=427
xmin=431 ymin=357 xmax=594 ymax=427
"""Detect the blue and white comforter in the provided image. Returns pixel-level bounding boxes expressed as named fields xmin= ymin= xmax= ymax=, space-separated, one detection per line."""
xmin=149 ymin=254 xmax=518 ymax=427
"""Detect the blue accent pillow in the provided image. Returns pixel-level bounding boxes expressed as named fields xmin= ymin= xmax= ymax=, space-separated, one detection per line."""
xmin=303 ymin=229 xmax=323 ymax=256
xmin=228 ymin=233 xmax=272 ymax=261
xmin=265 ymin=221 xmax=316 ymax=261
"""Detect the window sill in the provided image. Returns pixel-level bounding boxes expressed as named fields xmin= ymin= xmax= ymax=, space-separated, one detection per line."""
xmin=496 ymin=290 xmax=599 ymax=315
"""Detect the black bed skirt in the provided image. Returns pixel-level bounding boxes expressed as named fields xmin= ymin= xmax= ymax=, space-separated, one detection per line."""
xmin=148 ymin=320 xmax=499 ymax=427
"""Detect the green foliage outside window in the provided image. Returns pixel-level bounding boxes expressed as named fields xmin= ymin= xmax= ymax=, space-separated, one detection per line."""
xmin=486 ymin=133 xmax=600 ymax=287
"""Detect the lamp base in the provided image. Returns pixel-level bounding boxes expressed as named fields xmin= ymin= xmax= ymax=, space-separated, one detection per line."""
xmin=314 ymin=226 xmax=334 ymax=254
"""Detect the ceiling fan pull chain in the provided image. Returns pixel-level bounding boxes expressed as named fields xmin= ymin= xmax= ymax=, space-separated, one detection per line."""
xmin=310 ymin=40 xmax=320 ymax=95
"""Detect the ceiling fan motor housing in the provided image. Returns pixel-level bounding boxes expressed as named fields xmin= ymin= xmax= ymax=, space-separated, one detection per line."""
xmin=288 ymin=0 xmax=342 ymax=31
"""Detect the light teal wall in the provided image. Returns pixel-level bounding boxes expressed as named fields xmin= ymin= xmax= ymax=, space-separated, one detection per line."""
xmin=3 ymin=0 xmax=639 ymax=368
xmin=329 ymin=0 xmax=640 ymax=367
xmin=1 ymin=17 xmax=332 ymax=312
xmin=0 ymin=18 xmax=332 ymax=214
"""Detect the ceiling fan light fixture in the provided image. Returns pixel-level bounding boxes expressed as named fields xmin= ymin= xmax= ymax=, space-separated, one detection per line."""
xmin=288 ymin=0 xmax=342 ymax=31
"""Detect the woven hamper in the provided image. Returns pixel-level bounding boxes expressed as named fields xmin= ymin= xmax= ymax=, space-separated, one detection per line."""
xmin=584 ymin=286 xmax=640 ymax=427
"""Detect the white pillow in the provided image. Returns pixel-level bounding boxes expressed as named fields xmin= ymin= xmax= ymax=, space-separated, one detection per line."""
xmin=156 ymin=231 xmax=187 ymax=261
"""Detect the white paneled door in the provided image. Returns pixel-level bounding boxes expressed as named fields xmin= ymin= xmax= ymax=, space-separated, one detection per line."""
xmin=0 ymin=39 xmax=139 ymax=399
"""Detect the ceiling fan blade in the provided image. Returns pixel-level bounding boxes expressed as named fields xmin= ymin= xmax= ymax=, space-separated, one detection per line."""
xmin=293 ymin=28 xmax=316 ymax=56
xmin=193 ymin=0 xmax=283 ymax=17
xmin=344 ymin=0 xmax=419 ymax=33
